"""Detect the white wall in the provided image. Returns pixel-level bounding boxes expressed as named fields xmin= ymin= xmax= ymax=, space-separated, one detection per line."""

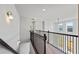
xmin=20 ymin=16 xmax=31 ymax=41
xmin=0 ymin=4 xmax=20 ymax=50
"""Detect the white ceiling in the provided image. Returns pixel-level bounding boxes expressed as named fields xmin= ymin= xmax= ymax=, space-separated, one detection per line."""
xmin=15 ymin=4 xmax=78 ymax=22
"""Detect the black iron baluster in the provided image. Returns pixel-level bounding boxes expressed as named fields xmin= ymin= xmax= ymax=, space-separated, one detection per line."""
xmin=76 ymin=37 xmax=77 ymax=54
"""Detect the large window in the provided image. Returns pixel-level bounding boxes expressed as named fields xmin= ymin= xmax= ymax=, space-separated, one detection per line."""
xmin=66 ymin=22 xmax=73 ymax=32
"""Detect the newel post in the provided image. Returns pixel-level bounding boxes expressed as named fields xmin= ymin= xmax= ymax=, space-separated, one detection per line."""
xmin=44 ymin=34 xmax=47 ymax=54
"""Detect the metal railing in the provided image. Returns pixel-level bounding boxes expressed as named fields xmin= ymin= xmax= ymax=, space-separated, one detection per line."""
xmin=35 ymin=30 xmax=79 ymax=54
xmin=30 ymin=31 xmax=47 ymax=54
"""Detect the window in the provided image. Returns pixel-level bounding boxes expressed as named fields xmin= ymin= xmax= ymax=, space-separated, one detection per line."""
xmin=66 ymin=22 xmax=73 ymax=32
xmin=58 ymin=23 xmax=63 ymax=32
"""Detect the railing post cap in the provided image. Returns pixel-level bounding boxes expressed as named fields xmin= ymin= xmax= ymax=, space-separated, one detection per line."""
xmin=48 ymin=30 xmax=49 ymax=33
xmin=44 ymin=34 xmax=47 ymax=40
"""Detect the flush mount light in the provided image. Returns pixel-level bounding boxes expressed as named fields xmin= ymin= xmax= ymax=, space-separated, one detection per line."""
xmin=6 ymin=11 xmax=13 ymax=24
xmin=42 ymin=9 xmax=46 ymax=11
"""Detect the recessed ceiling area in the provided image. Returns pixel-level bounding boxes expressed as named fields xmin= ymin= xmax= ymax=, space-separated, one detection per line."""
xmin=15 ymin=4 xmax=78 ymax=22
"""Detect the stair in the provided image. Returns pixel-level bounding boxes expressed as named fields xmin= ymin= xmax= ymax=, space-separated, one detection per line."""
xmin=0 ymin=38 xmax=18 ymax=54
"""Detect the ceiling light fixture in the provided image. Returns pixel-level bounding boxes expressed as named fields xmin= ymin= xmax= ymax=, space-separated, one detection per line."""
xmin=42 ymin=9 xmax=46 ymax=11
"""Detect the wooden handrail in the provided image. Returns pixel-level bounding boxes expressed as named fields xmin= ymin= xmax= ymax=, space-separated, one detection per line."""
xmin=36 ymin=30 xmax=78 ymax=37
xmin=0 ymin=38 xmax=18 ymax=54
